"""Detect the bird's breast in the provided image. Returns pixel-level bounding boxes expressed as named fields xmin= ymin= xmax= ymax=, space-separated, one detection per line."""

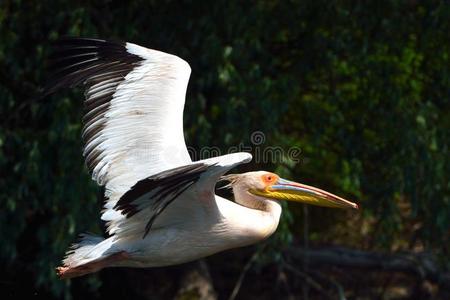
xmin=115 ymin=196 xmax=281 ymax=268
xmin=120 ymin=224 xmax=244 ymax=267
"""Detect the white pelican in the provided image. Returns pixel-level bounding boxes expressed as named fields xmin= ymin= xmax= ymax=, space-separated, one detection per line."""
xmin=46 ymin=38 xmax=358 ymax=279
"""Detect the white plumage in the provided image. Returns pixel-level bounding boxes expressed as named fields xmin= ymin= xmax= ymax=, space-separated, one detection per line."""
xmin=46 ymin=38 xmax=357 ymax=279
xmin=89 ymin=43 xmax=192 ymax=214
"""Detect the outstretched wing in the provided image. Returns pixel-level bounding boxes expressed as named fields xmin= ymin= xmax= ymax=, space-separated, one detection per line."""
xmin=45 ymin=38 xmax=192 ymax=220
xmin=112 ymin=153 xmax=252 ymax=238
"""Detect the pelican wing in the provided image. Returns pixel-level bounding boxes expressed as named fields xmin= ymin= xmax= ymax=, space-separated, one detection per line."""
xmin=46 ymin=38 xmax=192 ymax=220
xmin=112 ymin=153 xmax=252 ymax=238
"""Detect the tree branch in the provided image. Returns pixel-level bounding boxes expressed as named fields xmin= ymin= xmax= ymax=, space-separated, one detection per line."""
xmin=283 ymin=246 xmax=450 ymax=289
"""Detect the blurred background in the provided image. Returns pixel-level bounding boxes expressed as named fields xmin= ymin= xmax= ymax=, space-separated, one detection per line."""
xmin=0 ymin=1 xmax=449 ymax=299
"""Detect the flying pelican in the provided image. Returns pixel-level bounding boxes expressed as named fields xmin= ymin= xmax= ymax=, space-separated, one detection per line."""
xmin=45 ymin=38 xmax=358 ymax=279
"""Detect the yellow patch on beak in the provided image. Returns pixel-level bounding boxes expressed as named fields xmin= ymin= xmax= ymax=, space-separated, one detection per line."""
xmin=250 ymin=178 xmax=358 ymax=210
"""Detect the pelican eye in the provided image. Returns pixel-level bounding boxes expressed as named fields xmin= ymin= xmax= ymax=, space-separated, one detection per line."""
xmin=262 ymin=173 xmax=278 ymax=185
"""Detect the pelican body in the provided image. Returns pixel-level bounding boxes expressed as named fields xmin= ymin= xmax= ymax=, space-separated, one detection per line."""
xmin=45 ymin=38 xmax=357 ymax=278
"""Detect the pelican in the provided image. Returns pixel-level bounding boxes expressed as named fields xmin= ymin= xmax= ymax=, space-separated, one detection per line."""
xmin=45 ymin=38 xmax=358 ymax=279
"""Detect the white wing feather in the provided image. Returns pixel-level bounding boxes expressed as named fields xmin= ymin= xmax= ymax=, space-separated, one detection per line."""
xmin=97 ymin=43 xmax=192 ymax=217
xmin=47 ymin=38 xmax=192 ymax=224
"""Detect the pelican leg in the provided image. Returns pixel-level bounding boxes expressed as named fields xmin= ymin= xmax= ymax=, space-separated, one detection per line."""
xmin=56 ymin=251 xmax=130 ymax=279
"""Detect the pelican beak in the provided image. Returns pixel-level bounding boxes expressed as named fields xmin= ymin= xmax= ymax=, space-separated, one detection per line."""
xmin=254 ymin=178 xmax=358 ymax=210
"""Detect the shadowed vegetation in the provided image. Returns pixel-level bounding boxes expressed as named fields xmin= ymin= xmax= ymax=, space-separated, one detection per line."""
xmin=0 ymin=1 xmax=448 ymax=299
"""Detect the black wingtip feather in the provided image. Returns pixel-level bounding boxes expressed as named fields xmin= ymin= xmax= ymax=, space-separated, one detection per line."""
xmin=44 ymin=37 xmax=142 ymax=95
xmin=41 ymin=37 xmax=145 ymax=177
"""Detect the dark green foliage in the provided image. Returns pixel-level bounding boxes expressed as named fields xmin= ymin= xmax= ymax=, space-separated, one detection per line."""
xmin=0 ymin=0 xmax=448 ymax=298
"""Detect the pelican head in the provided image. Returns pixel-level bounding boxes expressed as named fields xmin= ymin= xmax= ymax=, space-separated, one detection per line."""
xmin=223 ymin=171 xmax=358 ymax=210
